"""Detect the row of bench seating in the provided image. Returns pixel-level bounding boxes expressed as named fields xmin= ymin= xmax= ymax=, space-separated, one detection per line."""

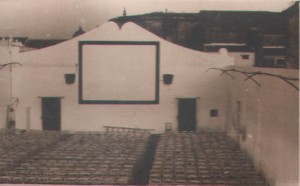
xmin=0 ymin=129 xmax=267 ymax=185
xmin=149 ymin=131 xmax=267 ymax=185
xmin=0 ymin=130 xmax=67 ymax=171
xmin=0 ymin=130 xmax=150 ymax=185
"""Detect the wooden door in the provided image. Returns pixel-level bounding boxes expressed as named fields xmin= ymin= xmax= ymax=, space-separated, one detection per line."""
xmin=42 ymin=97 xmax=61 ymax=131
xmin=178 ymin=98 xmax=196 ymax=131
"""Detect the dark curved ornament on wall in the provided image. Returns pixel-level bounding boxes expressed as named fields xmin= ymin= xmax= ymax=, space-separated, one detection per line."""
xmin=65 ymin=74 xmax=76 ymax=84
xmin=163 ymin=74 xmax=174 ymax=85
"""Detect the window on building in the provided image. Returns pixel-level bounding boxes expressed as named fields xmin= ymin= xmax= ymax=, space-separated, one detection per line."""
xmin=262 ymin=56 xmax=286 ymax=68
xmin=210 ymin=109 xmax=218 ymax=117
xmin=241 ymin=54 xmax=250 ymax=60
xmin=274 ymin=58 xmax=286 ymax=68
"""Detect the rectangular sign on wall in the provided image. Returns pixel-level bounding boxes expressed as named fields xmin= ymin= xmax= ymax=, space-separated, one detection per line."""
xmin=79 ymin=41 xmax=160 ymax=104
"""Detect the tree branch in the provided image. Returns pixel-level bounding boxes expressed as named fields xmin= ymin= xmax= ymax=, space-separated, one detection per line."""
xmin=0 ymin=62 xmax=23 ymax=70
xmin=206 ymin=67 xmax=299 ymax=91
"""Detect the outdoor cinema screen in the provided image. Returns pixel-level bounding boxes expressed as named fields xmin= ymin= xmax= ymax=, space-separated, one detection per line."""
xmin=79 ymin=41 xmax=160 ymax=104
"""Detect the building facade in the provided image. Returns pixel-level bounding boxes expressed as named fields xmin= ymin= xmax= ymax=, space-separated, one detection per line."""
xmin=0 ymin=17 xmax=298 ymax=186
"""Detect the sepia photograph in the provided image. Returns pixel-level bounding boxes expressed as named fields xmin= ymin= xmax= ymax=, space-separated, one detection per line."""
xmin=0 ymin=0 xmax=298 ymax=185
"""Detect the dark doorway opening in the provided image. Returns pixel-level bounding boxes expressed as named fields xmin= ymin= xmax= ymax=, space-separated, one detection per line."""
xmin=41 ymin=97 xmax=61 ymax=131
xmin=178 ymin=98 xmax=197 ymax=131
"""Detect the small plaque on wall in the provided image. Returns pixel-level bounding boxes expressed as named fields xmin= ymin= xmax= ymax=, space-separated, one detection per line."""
xmin=210 ymin=109 xmax=218 ymax=117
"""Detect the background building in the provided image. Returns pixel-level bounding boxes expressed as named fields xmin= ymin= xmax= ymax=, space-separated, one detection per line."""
xmin=111 ymin=1 xmax=299 ymax=69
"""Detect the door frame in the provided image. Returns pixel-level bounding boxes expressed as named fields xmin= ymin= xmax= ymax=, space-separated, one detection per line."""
xmin=177 ymin=98 xmax=198 ymax=132
xmin=41 ymin=97 xmax=62 ymax=131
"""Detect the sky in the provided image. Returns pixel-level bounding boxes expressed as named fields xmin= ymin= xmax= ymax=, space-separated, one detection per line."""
xmin=0 ymin=0 xmax=294 ymax=39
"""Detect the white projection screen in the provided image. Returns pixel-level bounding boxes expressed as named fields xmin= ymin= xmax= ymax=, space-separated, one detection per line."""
xmin=79 ymin=41 xmax=160 ymax=104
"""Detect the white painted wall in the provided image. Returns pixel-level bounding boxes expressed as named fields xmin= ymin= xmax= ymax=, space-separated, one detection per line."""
xmin=210 ymin=51 xmax=255 ymax=67
xmin=12 ymin=21 xmax=234 ymax=133
xmin=225 ymin=66 xmax=299 ymax=186
xmin=229 ymin=52 xmax=255 ymax=67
